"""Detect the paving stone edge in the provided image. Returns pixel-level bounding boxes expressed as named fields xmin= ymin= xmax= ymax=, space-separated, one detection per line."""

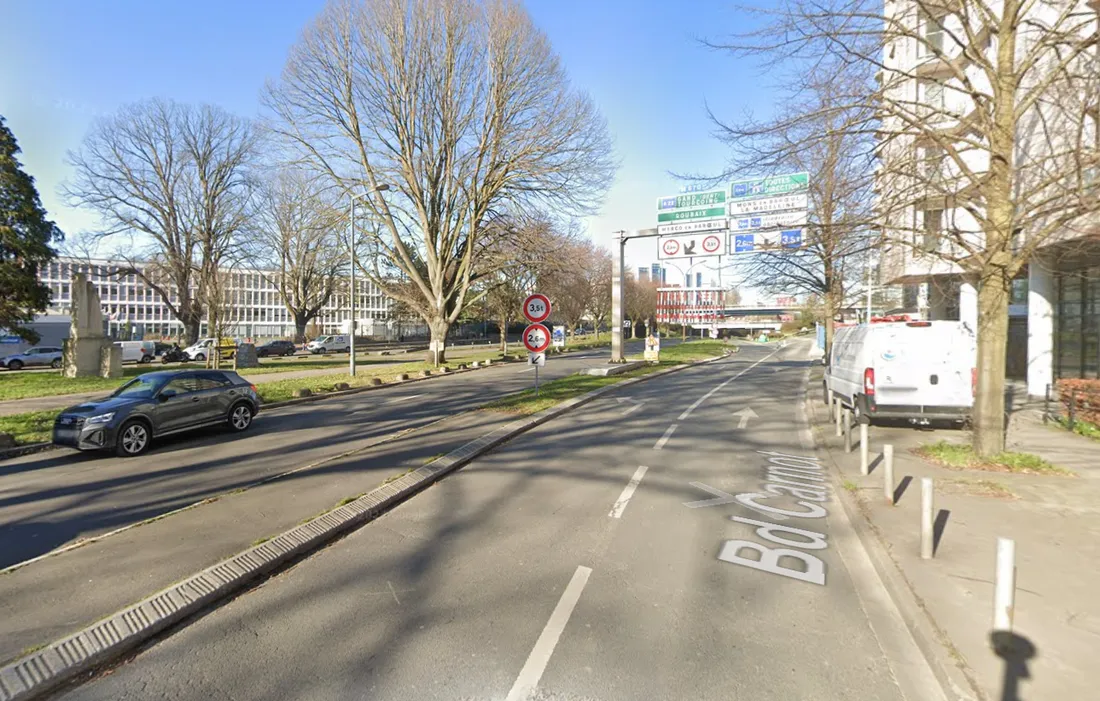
xmin=807 ymin=392 xmax=983 ymax=701
xmin=0 ymin=350 xmax=729 ymax=701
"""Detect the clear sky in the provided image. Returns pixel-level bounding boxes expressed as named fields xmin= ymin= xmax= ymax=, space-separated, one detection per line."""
xmin=1 ymin=0 xmax=779 ymax=292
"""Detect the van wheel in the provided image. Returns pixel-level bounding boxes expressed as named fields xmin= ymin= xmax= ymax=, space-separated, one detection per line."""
xmin=140 ymin=355 xmax=152 ymax=364
xmin=194 ymin=353 xmax=206 ymax=362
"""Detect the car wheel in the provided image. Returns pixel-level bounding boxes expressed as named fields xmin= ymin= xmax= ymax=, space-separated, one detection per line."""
xmin=228 ymin=402 xmax=253 ymax=432
xmin=195 ymin=353 xmax=206 ymax=362
xmin=116 ymin=420 xmax=151 ymax=457
xmin=8 ymin=360 xmax=23 ymax=371
xmin=51 ymin=358 xmax=62 ymax=369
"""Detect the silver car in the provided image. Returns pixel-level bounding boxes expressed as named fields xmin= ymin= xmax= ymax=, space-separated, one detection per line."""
xmin=0 ymin=346 xmax=64 ymax=371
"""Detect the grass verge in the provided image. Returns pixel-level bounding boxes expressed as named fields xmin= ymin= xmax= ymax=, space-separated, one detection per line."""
xmin=940 ymin=478 xmax=1017 ymax=499
xmin=0 ymin=409 xmax=61 ymax=445
xmin=1055 ymin=416 xmax=1100 ymax=442
xmin=483 ymin=340 xmax=727 ymax=415
xmin=914 ymin=440 xmax=1074 ymax=476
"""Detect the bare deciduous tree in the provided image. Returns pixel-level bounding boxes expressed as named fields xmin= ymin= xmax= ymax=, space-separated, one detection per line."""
xmin=265 ymin=0 xmax=615 ymax=364
xmin=724 ymin=0 xmax=1100 ymax=455
xmin=249 ymin=169 xmax=343 ymax=342
xmin=624 ymin=273 xmax=659 ymax=338
xmin=66 ymin=99 xmax=258 ymax=344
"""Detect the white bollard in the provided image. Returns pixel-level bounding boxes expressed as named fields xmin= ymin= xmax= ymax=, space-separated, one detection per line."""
xmin=992 ymin=538 xmax=1016 ymax=635
xmin=835 ymin=400 xmax=843 ymax=437
xmin=843 ymin=410 xmax=853 ymax=453
xmin=859 ymin=423 xmax=869 ymax=475
xmin=828 ymin=390 xmax=835 ymax=420
xmin=920 ymin=478 xmax=934 ymax=559
xmin=883 ymin=445 xmax=895 ymax=504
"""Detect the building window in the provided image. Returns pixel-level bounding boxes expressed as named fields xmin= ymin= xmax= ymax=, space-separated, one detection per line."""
xmin=921 ymin=79 xmax=946 ymax=112
xmin=920 ymin=10 xmax=945 ymax=56
xmin=920 ymin=209 xmax=943 ymax=252
xmin=920 ymin=144 xmax=946 ymax=185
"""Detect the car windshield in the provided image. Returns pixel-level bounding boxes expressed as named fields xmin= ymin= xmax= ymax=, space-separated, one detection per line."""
xmin=111 ymin=375 xmax=165 ymax=399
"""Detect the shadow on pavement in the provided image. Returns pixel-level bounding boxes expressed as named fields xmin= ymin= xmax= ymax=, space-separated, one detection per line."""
xmin=990 ymin=631 xmax=1037 ymax=701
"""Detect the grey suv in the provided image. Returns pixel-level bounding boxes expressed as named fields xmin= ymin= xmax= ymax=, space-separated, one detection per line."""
xmin=1 ymin=346 xmax=64 ymax=370
xmin=52 ymin=370 xmax=261 ymax=457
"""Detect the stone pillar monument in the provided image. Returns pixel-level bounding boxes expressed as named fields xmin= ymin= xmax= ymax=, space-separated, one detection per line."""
xmin=63 ymin=274 xmax=121 ymax=379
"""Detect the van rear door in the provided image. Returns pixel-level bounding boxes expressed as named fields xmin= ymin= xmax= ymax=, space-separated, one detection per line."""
xmin=872 ymin=322 xmax=975 ymax=410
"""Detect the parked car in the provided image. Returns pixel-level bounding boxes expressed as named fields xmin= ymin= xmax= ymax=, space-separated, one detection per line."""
xmin=1 ymin=346 xmax=64 ymax=370
xmin=183 ymin=337 xmax=237 ymax=362
xmin=306 ymin=335 xmax=350 ymax=354
xmin=52 ymin=369 xmax=261 ymax=457
xmin=824 ymin=320 xmax=976 ymax=425
xmin=256 ymin=339 xmax=298 ymax=357
xmin=114 ymin=340 xmax=156 ymax=364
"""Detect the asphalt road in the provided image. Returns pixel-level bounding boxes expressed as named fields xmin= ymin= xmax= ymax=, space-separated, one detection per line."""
xmin=0 ymin=341 xmax=650 ymax=570
xmin=57 ymin=341 xmax=930 ymax=701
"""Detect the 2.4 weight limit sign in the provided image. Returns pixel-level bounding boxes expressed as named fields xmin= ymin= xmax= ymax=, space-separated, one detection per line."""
xmin=523 ymin=293 xmax=551 ymax=323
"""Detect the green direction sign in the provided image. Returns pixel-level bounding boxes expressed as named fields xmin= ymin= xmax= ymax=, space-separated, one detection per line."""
xmin=657 ymin=206 xmax=727 ymax=223
xmin=729 ymin=172 xmax=809 ymax=200
xmin=656 ymin=190 xmax=726 ymax=211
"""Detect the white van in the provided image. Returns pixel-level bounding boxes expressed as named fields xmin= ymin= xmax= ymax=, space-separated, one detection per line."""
xmin=306 ymin=335 xmax=350 ymax=354
xmin=824 ymin=321 xmax=976 ymax=424
xmin=114 ymin=340 xmax=156 ymax=364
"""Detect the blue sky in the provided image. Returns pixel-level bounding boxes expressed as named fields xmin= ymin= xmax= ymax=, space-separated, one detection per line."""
xmin=1 ymin=0 xmax=778 ymax=287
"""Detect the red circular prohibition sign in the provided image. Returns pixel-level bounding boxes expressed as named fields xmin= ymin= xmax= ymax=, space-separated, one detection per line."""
xmin=523 ymin=323 xmax=551 ymax=353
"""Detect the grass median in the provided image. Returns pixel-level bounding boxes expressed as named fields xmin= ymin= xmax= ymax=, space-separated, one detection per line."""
xmin=914 ymin=440 xmax=1074 ymax=476
xmin=483 ymin=340 xmax=729 ymax=415
xmin=0 ymin=350 xmax=507 ymax=446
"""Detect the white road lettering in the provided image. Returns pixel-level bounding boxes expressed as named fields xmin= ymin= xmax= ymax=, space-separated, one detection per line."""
xmin=717 ymin=540 xmax=826 ymax=585
xmin=731 ymin=516 xmax=829 ymax=550
xmin=735 ymin=493 xmax=828 ymax=518
xmin=609 ymin=465 xmax=649 ymax=518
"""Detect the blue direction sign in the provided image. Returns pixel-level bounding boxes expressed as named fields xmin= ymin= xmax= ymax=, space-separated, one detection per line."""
xmin=781 ymin=229 xmax=803 ymax=248
xmin=733 ymin=233 xmax=755 ymax=253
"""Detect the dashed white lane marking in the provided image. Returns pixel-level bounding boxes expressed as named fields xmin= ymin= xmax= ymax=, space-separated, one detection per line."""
xmin=677 ymin=348 xmax=781 ymax=420
xmin=505 ymin=565 xmax=593 ymax=701
xmin=653 ymin=424 xmax=677 ymax=450
xmin=609 ymin=465 xmax=649 ymax=518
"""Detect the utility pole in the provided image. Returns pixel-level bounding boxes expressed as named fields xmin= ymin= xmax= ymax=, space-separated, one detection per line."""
xmin=611 ymin=231 xmax=626 ymax=363
xmin=347 ymin=183 xmax=391 ymax=376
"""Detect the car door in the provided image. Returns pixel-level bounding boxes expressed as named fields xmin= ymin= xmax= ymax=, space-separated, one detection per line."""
xmin=194 ymin=372 xmax=236 ymax=423
xmin=23 ymin=349 xmax=45 ymax=367
xmin=152 ymin=374 xmax=205 ymax=434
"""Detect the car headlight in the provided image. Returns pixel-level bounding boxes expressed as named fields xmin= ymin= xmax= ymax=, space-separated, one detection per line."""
xmin=86 ymin=412 xmax=115 ymax=425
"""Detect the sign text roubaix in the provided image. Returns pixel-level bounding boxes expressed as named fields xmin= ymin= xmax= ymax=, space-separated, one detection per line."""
xmin=728 ymin=193 xmax=808 ymax=217
xmin=659 ymin=232 xmax=725 ymax=260
xmin=656 ymin=189 xmax=726 ymax=224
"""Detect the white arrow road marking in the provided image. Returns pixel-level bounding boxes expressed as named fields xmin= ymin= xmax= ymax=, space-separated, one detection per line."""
xmin=616 ymin=397 xmax=647 ymax=416
xmin=682 ymin=481 xmax=787 ymax=519
xmin=506 ymin=565 xmax=593 ymax=701
xmin=682 ymin=482 xmax=739 ymax=509
xmin=609 ymin=465 xmax=649 ymax=518
xmin=732 ymin=406 xmax=758 ymax=428
xmin=678 ymin=348 xmax=780 ymax=420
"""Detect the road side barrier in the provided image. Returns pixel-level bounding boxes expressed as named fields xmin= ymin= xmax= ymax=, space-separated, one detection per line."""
xmin=828 ymin=389 xmax=835 ymax=420
xmin=992 ymin=538 xmax=1017 ymax=639
xmin=883 ymin=444 xmax=895 ymax=504
xmin=835 ymin=400 xmax=843 ymax=437
xmin=859 ymin=423 xmax=870 ymax=475
xmin=921 ymin=478 xmax=934 ymax=559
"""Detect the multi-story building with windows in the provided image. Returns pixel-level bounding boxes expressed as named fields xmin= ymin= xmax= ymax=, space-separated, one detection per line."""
xmin=37 ymin=257 xmax=406 ymax=341
xmin=877 ymin=0 xmax=1100 ymax=394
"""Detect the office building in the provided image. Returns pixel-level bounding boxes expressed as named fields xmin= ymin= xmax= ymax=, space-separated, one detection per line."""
xmin=651 ymin=263 xmax=665 ymax=284
xmin=637 ymin=267 xmax=650 ymax=282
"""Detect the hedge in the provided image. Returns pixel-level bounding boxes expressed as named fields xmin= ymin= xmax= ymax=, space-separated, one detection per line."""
xmin=1056 ymin=378 xmax=1100 ymax=426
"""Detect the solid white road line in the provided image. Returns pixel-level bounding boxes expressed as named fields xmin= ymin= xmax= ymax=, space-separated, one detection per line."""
xmin=653 ymin=424 xmax=677 ymax=450
xmin=506 ymin=565 xmax=593 ymax=701
xmin=677 ymin=348 xmax=781 ymax=420
xmin=609 ymin=465 xmax=649 ymax=518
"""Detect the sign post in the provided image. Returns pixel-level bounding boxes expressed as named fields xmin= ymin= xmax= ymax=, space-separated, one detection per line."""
xmin=522 ymin=293 xmax=552 ymax=395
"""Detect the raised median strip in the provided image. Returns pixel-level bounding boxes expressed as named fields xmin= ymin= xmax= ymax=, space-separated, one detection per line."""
xmin=0 ymin=346 xmax=731 ymax=701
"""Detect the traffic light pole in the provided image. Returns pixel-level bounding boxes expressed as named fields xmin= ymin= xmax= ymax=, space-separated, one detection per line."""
xmin=611 ymin=228 xmax=659 ymax=364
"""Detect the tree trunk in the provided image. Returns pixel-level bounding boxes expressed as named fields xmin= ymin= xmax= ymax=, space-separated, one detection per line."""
xmin=293 ymin=313 xmax=308 ymax=343
xmin=823 ymin=292 xmax=837 ymax=360
xmin=973 ymin=277 xmax=1011 ymax=457
xmin=499 ymin=315 xmax=509 ymax=354
xmin=182 ymin=315 xmax=201 ymax=346
xmin=427 ymin=317 xmax=450 ymax=365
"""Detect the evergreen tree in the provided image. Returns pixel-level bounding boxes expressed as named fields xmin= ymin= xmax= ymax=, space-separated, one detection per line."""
xmin=0 ymin=115 xmax=62 ymax=342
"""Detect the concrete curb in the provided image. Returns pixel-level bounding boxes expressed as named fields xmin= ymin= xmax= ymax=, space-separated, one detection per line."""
xmin=0 ymin=442 xmax=54 ymax=461
xmin=806 ymin=391 xmax=981 ymax=701
xmin=0 ymin=350 xmax=730 ymax=700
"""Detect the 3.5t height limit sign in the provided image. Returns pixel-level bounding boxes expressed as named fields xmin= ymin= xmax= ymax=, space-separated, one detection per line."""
xmin=522 ymin=293 xmax=552 ymax=395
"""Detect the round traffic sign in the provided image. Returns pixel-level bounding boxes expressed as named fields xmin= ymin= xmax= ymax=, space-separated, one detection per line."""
xmin=523 ymin=323 xmax=551 ymax=353
xmin=523 ymin=293 xmax=552 ymax=323
xmin=661 ymin=238 xmax=680 ymax=257
xmin=702 ymin=234 xmax=722 ymax=254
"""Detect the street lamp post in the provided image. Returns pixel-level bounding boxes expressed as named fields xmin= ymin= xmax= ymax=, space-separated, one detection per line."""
xmin=347 ymin=183 xmax=390 ymax=376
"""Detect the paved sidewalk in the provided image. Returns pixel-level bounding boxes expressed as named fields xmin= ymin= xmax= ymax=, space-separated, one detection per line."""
xmin=810 ymin=381 xmax=1100 ymax=701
